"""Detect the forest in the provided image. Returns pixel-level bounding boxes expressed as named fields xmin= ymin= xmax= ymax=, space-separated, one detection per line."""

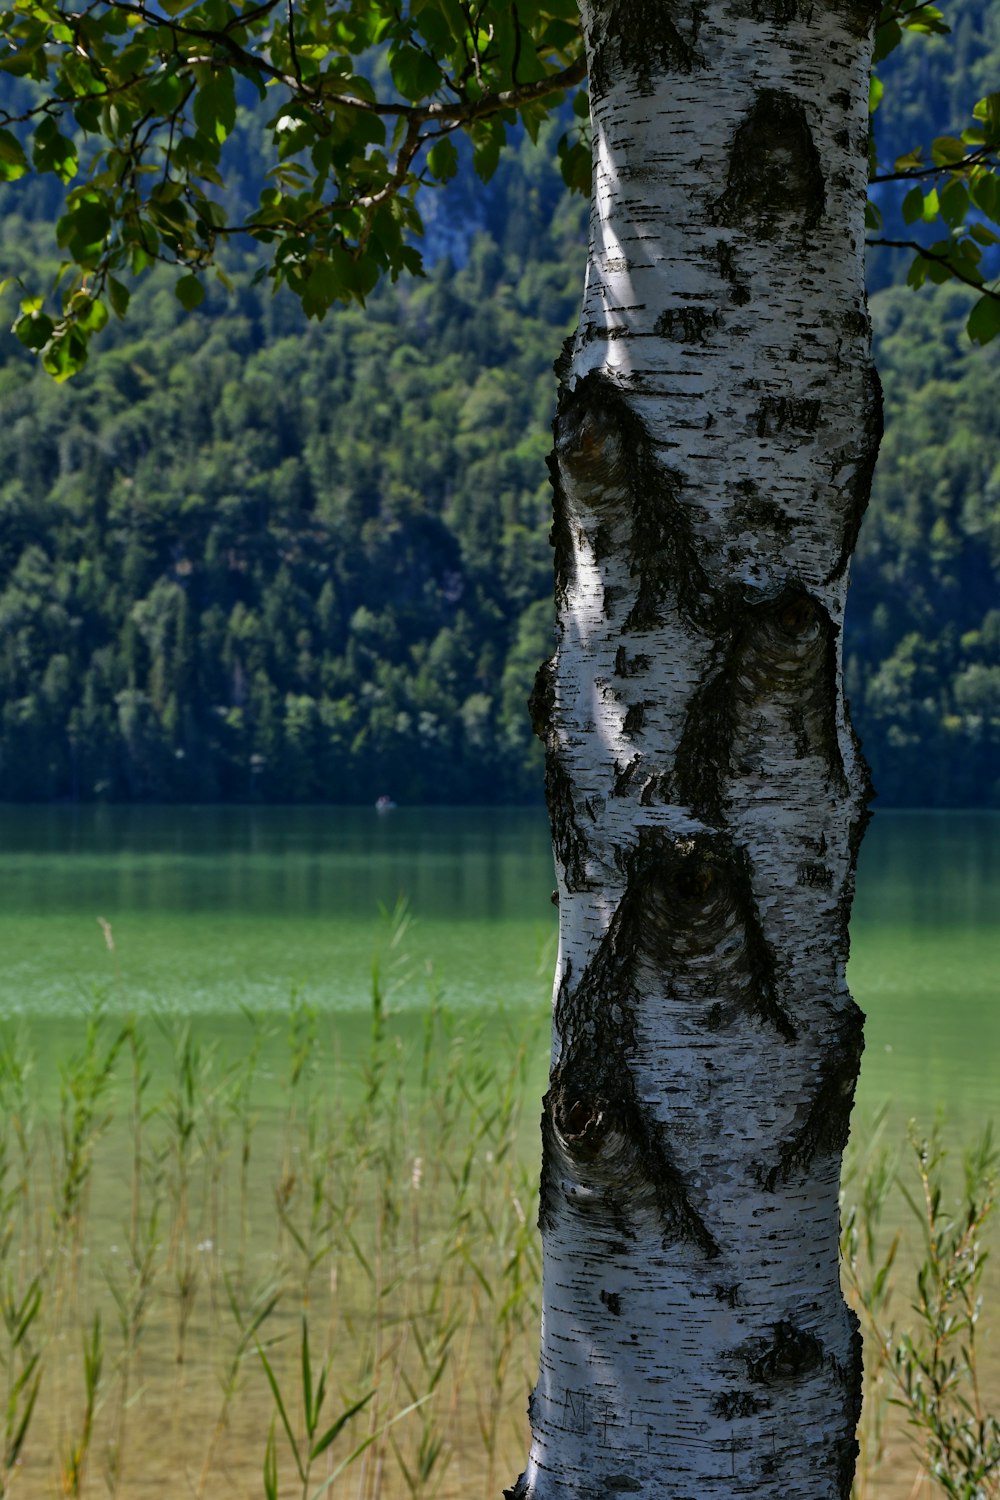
xmin=1 ymin=0 xmax=999 ymax=806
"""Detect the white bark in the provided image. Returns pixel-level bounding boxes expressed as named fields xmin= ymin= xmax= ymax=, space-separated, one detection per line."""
xmin=513 ymin=1 xmax=881 ymax=1496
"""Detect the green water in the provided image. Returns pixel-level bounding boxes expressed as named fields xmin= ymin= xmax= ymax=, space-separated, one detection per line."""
xmin=0 ymin=804 xmax=996 ymax=1127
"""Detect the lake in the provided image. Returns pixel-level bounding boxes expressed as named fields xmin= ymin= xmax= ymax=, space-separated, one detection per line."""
xmin=0 ymin=804 xmax=997 ymax=1129
xmin=0 ymin=804 xmax=996 ymax=1498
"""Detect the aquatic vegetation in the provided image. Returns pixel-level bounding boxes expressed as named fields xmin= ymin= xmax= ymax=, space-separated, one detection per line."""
xmin=0 ymin=983 xmax=991 ymax=1498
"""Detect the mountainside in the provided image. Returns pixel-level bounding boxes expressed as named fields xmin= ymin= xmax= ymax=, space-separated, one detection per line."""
xmin=1 ymin=6 xmax=999 ymax=806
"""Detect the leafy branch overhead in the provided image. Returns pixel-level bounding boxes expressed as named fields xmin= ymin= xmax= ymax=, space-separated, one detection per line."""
xmin=0 ymin=0 xmax=584 ymax=374
xmin=868 ymin=0 xmax=1000 ymax=344
xmin=1 ymin=0 xmax=999 ymax=375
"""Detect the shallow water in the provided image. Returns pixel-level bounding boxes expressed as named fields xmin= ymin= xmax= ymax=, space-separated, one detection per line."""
xmin=0 ymin=805 xmax=997 ymax=1497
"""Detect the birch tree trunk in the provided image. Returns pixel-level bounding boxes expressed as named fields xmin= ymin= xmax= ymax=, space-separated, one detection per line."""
xmin=512 ymin=1 xmax=882 ymax=1495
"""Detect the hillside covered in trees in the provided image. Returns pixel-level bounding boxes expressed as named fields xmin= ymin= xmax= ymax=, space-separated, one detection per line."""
xmin=1 ymin=2 xmax=1000 ymax=806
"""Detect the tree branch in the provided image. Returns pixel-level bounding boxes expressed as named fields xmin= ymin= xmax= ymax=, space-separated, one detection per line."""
xmin=867 ymin=237 xmax=1000 ymax=299
xmin=871 ymin=147 xmax=994 ymax=183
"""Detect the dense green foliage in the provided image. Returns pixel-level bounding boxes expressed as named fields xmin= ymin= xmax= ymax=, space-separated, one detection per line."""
xmin=0 ymin=131 xmax=582 ymax=802
xmin=1 ymin=2 xmax=1000 ymax=805
xmin=0 ymin=0 xmax=586 ymax=375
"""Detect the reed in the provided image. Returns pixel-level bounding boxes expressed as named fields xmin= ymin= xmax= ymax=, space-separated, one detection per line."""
xmin=0 ymin=968 xmax=994 ymax=1499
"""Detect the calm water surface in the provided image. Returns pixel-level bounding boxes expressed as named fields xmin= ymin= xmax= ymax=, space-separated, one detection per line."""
xmin=0 ymin=805 xmax=996 ymax=1499
xmin=0 ymin=804 xmax=997 ymax=1125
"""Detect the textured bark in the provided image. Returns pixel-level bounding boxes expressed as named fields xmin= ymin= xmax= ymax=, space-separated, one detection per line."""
xmin=512 ymin=0 xmax=881 ymax=1495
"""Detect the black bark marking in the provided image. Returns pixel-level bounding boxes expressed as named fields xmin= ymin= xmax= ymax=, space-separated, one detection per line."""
xmin=544 ymin=1066 xmax=719 ymax=1255
xmin=502 ymin=1473 xmax=529 ymax=1500
xmin=588 ymin=0 xmax=703 ymax=100
xmin=654 ymin=305 xmax=721 ymax=343
xmin=599 ymin=1288 xmax=622 ymax=1316
xmin=528 ymin=655 xmax=556 ymax=742
xmin=728 ymin=0 xmax=813 ymax=20
xmin=733 ymin=479 xmax=796 ymax=539
xmin=614 ymin=645 xmax=651 ymax=677
xmin=830 ymin=0 xmax=882 ymax=37
xmin=622 ymin=701 xmax=646 ymax=736
xmin=712 ymin=90 xmax=826 ymax=241
xmin=545 ymin=836 xmax=733 ymax=1255
xmin=638 ymin=773 xmax=671 ymax=807
xmin=746 ymin=1321 xmax=824 ymax=1384
xmin=545 ymin=749 xmax=589 ymax=892
xmin=825 ymin=362 xmax=884 ymax=584
xmin=612 ymin=754 xmax=643 ymax=798
xmin=797 ymin=861 xmax=833 ymax=888
xmin=635 ymin=830 xmax=796 ymax=1039
xmin=601 ymin=1477 xmax=642 ymax=1493
xmin=555 ymin=372 xmax=720 ymax=633
xmin=674 ymin=587 xmax=848 ymax=822
xmin=546 ymin=448 xmax=576 ymax=610
xmin=553 ymin=332 xmax=575 ymax=384
xmin=835 ymin=1310 xmax=864 ymax=1498
xmin=759 ymin=998 xmax=864 ymax=1190
xmin=713 ymin=1389 xmax=767 ymax=1419
xmin=710 ymin=238 xmax=752 ymax=306
xmin=753 ymin=396 xmax=822 ymax=438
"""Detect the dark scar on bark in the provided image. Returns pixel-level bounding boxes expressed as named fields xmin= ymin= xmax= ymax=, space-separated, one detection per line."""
xmin=539 ymin=836 xmax=730 ymax=1255
xmin=541 ymin=1061 xmax=720 ymax=1255
xmin=824 ymin=362 xmax=884 ymax=585
xmin=753 ymin=396 xmax=822 ymax=438
xmin=528 ymin=655 xmax=557 ymax=742
xmin=545 ymin=748 xmax=589 ymax=893
xmin=711 ymin=90 xmax=825 ymax=240
xmin=612 ymin=754 xmax=643 ymax=798
xmin=758 ymin=998 xmax=864 ymax=1190
xmin=588 ymin=0 xmax=703 ymax=100
xmin=554 ymin=370 xmax=720 ymax=632
xmin=615 ymin=645 xmax=652 ymax=677
xmin=638 ymin=830 xmax=796 ymax=1039
xmin=835 ymin=1310 xmax=864 ymax=1499
xmin=539 ymin=828 xmax=798 ymax=1246
xmin=713 ymin=1389 xmax=767 ymax=1419
xmin=836 ymin=792 xmax=875 ymax=968
xmin=744 ymin=1320 xmax=825 ymax=1385
xmin=546 ymin=446 xmax=577 ymax=611
xmin=502 ymin=1472 xmax=529 ymax=1500
xmin=673 ymin=586 xmax=848 ymax=823
xmin=654 ymin=305 xmax=721 ymax=343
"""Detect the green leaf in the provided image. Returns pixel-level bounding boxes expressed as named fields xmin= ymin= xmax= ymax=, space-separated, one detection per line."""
xmin=308 ymin=1391 xmax=374 ymax=1461
xmin=971 ymin=172 xmax=1000 ymax=222
xmin=257 ymin=1345 xmax=306 ymax=1484
xmin=930 ymin=135 xmax=967 ymax=167
xmin=14 ymin=310 xmax=54 ymax=351
xmin=175 ymin=274 xmax=205 ymax=310
xmin=893 ymin=147 xmax=923 ymax=173
xmin=32 ymin=117 xmax=77 ymax=183
xmin=973 ymin=92 xmax=1000 ymax=138
xmin=389 ymin=45 xmax=440 ymax=101
xmin=920 ymin=187 xmax=939 ymax=222
xmin=869 ymin=74 xmax=884 ymax=115
xmin=426 ymin=138 xmax=458 ymax=182
xmin=939 ymin=179 xmax=968 ymax=229
xmin=0 ymin=128 xmax=28 ymax=181
xmin=901 ymin=186 xmax=923 ymax=225
xmin=68 ymin=292 xmax=109 ymax=335
xmin=194 ymin=67 xmax=237 ymax=144
xmin=557 ymin=135 xmax=591 ymax=196
xmin=41 ymin=324 xmax=90 ymax=381
xmin=967 ymin=294 xmax=1000 ymax=346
